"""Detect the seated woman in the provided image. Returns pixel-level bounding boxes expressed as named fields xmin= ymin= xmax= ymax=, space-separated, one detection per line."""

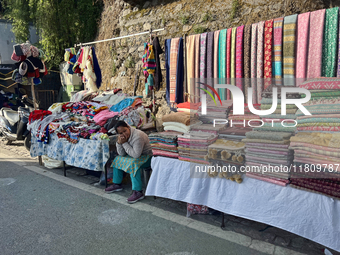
xmin=105 ymin=120 xmax=152 ymax=204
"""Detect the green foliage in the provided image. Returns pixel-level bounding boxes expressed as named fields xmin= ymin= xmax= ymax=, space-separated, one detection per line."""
xmin=112 ymin=61 xmax=117 ymax=76
xmin=230 ymin=0 xmax=239 ymax=20
xmin=202 ymin=12 xmax=212 ymax=22
xmin=3 ymin=0 xmax=103 ymax=69
xmin=179 ymin=13 xmax=189 ymax=25
xmin=124 ymin=57 xmax=135 ymax=69
xmin=194 ymin=26 xmax=206 ymax=34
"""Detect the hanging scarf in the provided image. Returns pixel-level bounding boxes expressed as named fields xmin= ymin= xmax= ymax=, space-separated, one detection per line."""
xmin=257 ymin=21 xmax=265 ymax=103
xmin=236 ymin=25 xmax=244 ymax=92
xmin=283 ymin=14 xmax=298 ymax=86
xmin=213 ymin=30 xmax=220 ymax=79
xmin=165 ymin=39 xmax=171 ymax=104
xmin=243 ymin=24 xmax=252 ymax=103
xmin=200 ymin=33 xmax=207 ymax=98
xmin=176 ymin=38 xmax=184 ymax=104
xmin=218 ymin=29 xmax=227 ymax=100
xmin=169 ymin=38 xmax=180 ymax=103
xmin=226 ymin=28 xmax=232 ymax=99
xmin=307 ymin=9 xmax=326 ymax=78
xmin=264 ymin=19 xmax=273 ymax=90
xmin=251 ymin=23 xmax=258 ymax=104
xmin=206 ymin=32 xmax=214 ymax=94
xmin=296 ymin=13 xmax=310 ymax=87
xmin=322 ymin=7 xmax=339 ymax=77
xmin=194 ymin=34 xmax=200 ymax=103
xmin=142 ymin=42 xmax=156 ymax=79
xmin=273 ymin=17 xmax=283 ymax=86
xmin=186 ymin=36 xmax=195 ymax=102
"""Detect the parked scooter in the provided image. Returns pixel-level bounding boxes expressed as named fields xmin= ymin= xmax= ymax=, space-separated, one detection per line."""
xmin=0 ymin=104 xmax=33 ymax=151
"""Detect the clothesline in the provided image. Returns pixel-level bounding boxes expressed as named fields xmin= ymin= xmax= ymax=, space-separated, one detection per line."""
xmin=74 ymin=28 xmax=165 ymax=47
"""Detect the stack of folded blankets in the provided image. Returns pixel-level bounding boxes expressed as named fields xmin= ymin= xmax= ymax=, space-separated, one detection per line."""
xmin=242 ymin=131 xmax=294 ymax=186
xmin=176 ymin=102 xmax=201 ymax=114
xmin=177 ymin=132 xmax=218 ymax=164
xmin=289 ymin=132 xmax=340 ymax=199
xmin=227 ymin=104 xmax=261 ymax=128
xmin=149 ymin=131 xmax=182 ymax=159
xmin=218 ymin=126 xmax=252 ymax=141
xmin=190 ymin=124 xmax=227 ymax=135
xmin=162 ymin=112 xmax=202 ymax=133
xmin=198 ymin=100 xmax=232 ymax=124
xmin=206 ymin=138 xmax=245 ymax=183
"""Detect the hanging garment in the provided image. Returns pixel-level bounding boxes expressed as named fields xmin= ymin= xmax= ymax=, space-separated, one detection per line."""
xmin=257 ymin=21 xmax=265 ymax=103
xmin=251 ymin=23 xmax=258 ymax=104
xmin=169 ymin=38 xmax=180 ymax=103
xmin=176 ymin=38 xmax=184 ymax=104
xmin=273 ymin=17 xmax=283 ymax=86
xmin=243 ymin=24 xmax=252 ymax=103
xmin=206 ymin=32 xmax=214 ymax=94
xmin=194 ymin=34 xmax=200 ymax=103
xmin=186 ymin=36 xmax=195 ymax=102
xmin=230 ymin=28 xmax=237 ymax=79
xmin=142 ymin=42 xmax=156 ymax=94
xmin=218 ymin=29 xmax=227 ymax=100
xmin=236 ymin=25 xmax=244 ymax=93
xmin=264 ymin=20 xmax=273 ymax=90
xmin=153 ymin=36 xmax=164 ymax=90
xmin=322 ymin=7 xmax=339 ymax=77
xmin=200 ymin=33 xmax=207 ymax=98
xmin=307 ymin=9 xmax=326 ymax=78
xmin=213 ymin=30 xmax=220 ymax=79
xmin=296 ymin=13 xmax=310 ymax=87
xmin=165 ymin=39 xmax=171 ymax=104
xmin=92 ymin=47 xmax=102 ymax=89
xmin=83 ymin=47 xmax=98 ymax=92
xmin=226 ymin=28 xmax=232 ymax=99
xmin=283 ymin=14 xmax=298 ymax=86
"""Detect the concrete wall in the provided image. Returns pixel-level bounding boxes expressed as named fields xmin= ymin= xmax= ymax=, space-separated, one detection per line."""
xmin=0 ymin=19 xmax=38 ymax=64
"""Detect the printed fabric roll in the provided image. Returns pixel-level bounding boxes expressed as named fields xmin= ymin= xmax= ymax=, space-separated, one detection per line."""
xmin=296 ymin=13 xmax=310 ymax=86
xmin=194 ymin=34 xmax=200 ymax=103
xmin=200 ymin=33 xmax=207 ymax=98
xmin=236 ymin=25 xmax=244 ymax=92
xmin=213 ymin=30 xmax=220 ymax=79
xmin=251 ymin=23 xmax=258 ymax=104
xmin=283 ymin=14 xmax=298 ymax=86
xmin=307 ymin=9 xmax=326 ymax=79
xmin=165 ymin=39 xmax=171 ymax=104
xmin=322 ymin=7 xmax=339 ymax=77
xmin=218 ymin=29 xmax=227 ymax=100
xmin=273 ymin=17 xmax=283 ymax=86
xmin=186 ymin=35 xmax=196 ymax=102
xmin=226 ymin=28 xmax=232 ymax=99
xmin=257 ymin=21 xmax=265 ymax=103
xmin=244 ymin=24 xmax=252 ymax=103
xmin=169 ymin=38 xmax=180 ymax=103
xmin=264 ymin=19 xmax=273 ymax=90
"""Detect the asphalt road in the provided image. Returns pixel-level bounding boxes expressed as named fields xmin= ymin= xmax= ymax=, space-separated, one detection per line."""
xmin=0 ymin=151 xmax=268 ymax=255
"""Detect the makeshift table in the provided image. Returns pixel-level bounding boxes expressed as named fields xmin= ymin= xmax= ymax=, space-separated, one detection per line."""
xmin=145 ymin=156 xmax=340 ymax=252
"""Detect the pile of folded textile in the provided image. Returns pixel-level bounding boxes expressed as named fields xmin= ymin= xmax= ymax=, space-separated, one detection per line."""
xmin=198 ymin=100 xmax=231 ymax=124
xmin=149 ymin=131 xmax=182 ymax=159
xmin=176 ymin=102 xmax=201 ymax=114
xmin=162 ymin=112 xmax=202 ymax=133
xmin=289 ymin=132 xmax=340 ymax=199
xmin=227 ymin=104 xmax=261 ymax=128
xmin=177 ymin=132 xmax=217 ymax=164
xmin=206 ymin=138 xmax=245 ymax=183
xmin=218 ymin=126 xmax=252 ymax=141
xmin=242 ymin=131 xmax=294 ymax=186
xmin=190 ymin=124 xmax=227 ymax=135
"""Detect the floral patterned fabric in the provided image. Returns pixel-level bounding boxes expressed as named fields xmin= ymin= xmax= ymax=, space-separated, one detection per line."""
xmin=264 ymin=20 xmax=273 ymax=89
xmin=199 ymin=33 xmax=207 ymax=98
xmin=30 ymin=134 xmax=110 ymax=171
xmin=322 ymin=7 xmax=339 ymax=77
xmin=251 ymin=23 xmax=258 ymax=104
xmin=243 ymin=24 xmax=252 ymax=103
xmin=296 ymin=12 xmax=310 ymax=86
xmin=273 ymin=17 xmax=283 ymax=86
xmin=257 ymin=21 xmax=265 ymax=103
xmin=236 ymin=25 xmax=244 ymax=92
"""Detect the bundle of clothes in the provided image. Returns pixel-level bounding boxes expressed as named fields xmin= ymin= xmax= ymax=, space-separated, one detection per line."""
xmin=162 ymin=112 xmax=202 ymax=133
xmin=198 ymin=100 xmax=231 ymax=124
xmin=149 ymin=131 xmax=181 ymax=159
xmin=11 ymin=41 xmax=47 ymax=85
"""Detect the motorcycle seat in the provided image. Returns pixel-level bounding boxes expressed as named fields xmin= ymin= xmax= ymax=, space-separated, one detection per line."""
xmin=1 ymin=108 xmax=19 ymax=125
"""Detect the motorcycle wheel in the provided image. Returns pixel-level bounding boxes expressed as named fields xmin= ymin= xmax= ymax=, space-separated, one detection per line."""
xmin=24 ymin=133 xmax=31 ymax=151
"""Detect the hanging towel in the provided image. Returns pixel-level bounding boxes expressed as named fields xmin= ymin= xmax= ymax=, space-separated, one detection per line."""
xmin=322 ymin=7 xmax=339 ymax=77
xmin=244 ymin=24 xmax=252 ymax=103
xmin=153 ymin=37 xmax=164 ymax=90
xmin=169 ymin=38 xmax=180 ymax=103
xmin=296 ymin=13 xmax=310 ymax=87
xmin=273 ymin=17 xmax=283 ymax=86
xmin=251 ymin=23 xmax=258 ymax=104
xmin=194 ymin=34 xmax=200 ymax=103
xmin=226 ymin=28 xmax=232 ymax=99
xmin=307 ymin=9 xmax=326 ymax=78
xmin=218 ymin=29 xmax=227 ymax=100
xmin=206 ymin=32 xmax=214 ymax=94
xmin=200 ymin=33 xmax=207 ymax=99
xmin=236 ymin=25 xmax=244 ymax=93
xmin=176 ymin=38 xmax=184 ymax=104
xmin=257 ymin=21 xmax=265 ymax=103
xmin=186 ymin=35 xmax=196 ymax=103
xmin=264 ymin=19 xmax=273 ymax=90
xmin=283 ymin=14 xmax=298 ymax=86
xmin=165 ymin=39 xmax=171 ymax=104
xmin=213 ymin=30 xmax=220 ymax=79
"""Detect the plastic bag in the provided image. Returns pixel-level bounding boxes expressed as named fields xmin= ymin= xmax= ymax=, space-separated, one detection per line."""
xmin=42 ymin=155 xmax=64 ymax=169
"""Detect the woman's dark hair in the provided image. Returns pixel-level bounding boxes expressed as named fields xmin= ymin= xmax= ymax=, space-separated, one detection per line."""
xmin=114 ymin=120 xmax=129 ymax=132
